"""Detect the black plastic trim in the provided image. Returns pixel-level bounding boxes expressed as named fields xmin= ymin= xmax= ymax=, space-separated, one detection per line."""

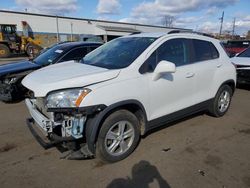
xmin=147 ymin=99 xmax=212 ymax=130
xmin=219 ymin=79 xmax=236 ymax=94
xmin=47 ymin=104 xmax=107 ymax=114
xmin=85 ymin=100 xmax=147 ymax=154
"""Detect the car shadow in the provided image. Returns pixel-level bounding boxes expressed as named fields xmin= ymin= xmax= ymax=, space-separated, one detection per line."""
xmin=106 ymin=160 xmax=171 ymax=188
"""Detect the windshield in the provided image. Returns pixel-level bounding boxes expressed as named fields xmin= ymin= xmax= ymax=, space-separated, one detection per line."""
xmin=82 ymin=37 xmax=157 ymax=69
xmin=237 ymin=48 xmax=250 ymax=57
xmin=33 ymin=45 xmax=66 ymax=65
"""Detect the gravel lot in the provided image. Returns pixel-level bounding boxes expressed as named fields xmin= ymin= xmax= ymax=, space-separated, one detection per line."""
xmin=0 ymin=57 xmax=250 ymax=188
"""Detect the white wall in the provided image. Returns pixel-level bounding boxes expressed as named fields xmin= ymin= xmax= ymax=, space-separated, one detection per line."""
xmin=0 ymin=11 xmax=182 ymax=36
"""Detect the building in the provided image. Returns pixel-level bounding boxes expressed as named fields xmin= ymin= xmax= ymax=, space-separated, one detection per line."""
xmin=0 ymin=10 xmax=190 ymax=47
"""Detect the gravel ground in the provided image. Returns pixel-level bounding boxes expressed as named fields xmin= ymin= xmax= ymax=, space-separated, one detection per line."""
xmin=0 ymin=88 xmax=250 ymax=188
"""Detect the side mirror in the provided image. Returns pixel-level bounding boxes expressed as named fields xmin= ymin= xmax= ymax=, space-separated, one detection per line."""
xmin=152 ymin=60 xmax=176 ymax=81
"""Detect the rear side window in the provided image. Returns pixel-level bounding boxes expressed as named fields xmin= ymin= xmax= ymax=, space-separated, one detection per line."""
xmin=192 ymin=39 xmax=219 ymax=62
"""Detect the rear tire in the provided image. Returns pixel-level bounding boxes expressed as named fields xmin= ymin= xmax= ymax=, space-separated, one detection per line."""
xmin=208 ymin=85 xmax=233 ymax=117
xmin=96 ymin=110 xmax=140 ymax=163
xmin=0 ymin=44 xmax=10 ymax=58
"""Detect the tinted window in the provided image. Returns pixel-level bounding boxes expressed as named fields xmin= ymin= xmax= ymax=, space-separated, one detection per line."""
xmin=237 ymin=48 xmax=250 ymax=57
xmin=33 ymin=45 xmax=65 ymax=65
xmin=60 ymin=47 xmax=88 ymax=62
xmin=143 ymin=38 xmax=189 ymax=72
xmin=192 ymin=39 xmax=219 ymax=62
xmin=82 ymin=37 xmax=156 ymax=69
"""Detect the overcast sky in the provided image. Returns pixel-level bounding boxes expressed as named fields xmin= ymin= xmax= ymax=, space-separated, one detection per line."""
xmin=1 ymin=0 xmax=250 ymax=35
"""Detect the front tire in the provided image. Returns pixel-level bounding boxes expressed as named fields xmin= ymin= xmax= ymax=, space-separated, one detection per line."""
xmin=208 ymin=85 xmax=233 ymax=117
xmin=96 ymin=110 xmax=140 ymax=163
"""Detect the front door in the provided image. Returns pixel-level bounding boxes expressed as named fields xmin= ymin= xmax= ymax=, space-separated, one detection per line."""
xmin=145 ymin=38 xmax=196 ymax=121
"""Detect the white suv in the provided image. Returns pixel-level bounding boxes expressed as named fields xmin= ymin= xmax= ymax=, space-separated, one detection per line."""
xmin=22 ymin=32 xmax=236 ymax=162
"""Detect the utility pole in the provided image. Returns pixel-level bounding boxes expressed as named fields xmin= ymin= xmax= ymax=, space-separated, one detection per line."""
xmin=70 ymin=22 xmax=73 ymax=41
xmin=56 ymin=15 xmax=60 ymax=42
xmin=232 ymin=17 xmax=236 ymax=38
xmin=219 ymin=11 xmax=224 ymax=36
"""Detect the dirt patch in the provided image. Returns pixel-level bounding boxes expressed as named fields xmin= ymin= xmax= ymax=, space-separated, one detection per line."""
xmin=204 ymin=154 xmax=223 ymax=169
xmin=93 ymin=161 xmax=106 ymax=168
xmin=238 ymin=128 xmax=250 ymax=135
xmin=0 ymin=143 xmax=17 ymax=153
xmin=43 ymin=151 xmax=51 ymax=155
xmin=28 ymin=155 xmax=40 ymax=160
xmin=185 ymin=147 xmax=196 ymax=154
xmin=11 ymin=160 xmax=22 ymax=166
xmin=242 ymin=176 xmax=250 ymax=187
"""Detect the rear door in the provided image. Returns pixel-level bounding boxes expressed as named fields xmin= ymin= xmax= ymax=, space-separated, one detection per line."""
xmin=191 ymin=39 xmax=220 ymax=103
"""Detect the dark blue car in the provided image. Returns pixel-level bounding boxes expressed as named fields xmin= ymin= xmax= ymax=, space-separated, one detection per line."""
xmin=0 ymin=41 xmax=102 ymax=102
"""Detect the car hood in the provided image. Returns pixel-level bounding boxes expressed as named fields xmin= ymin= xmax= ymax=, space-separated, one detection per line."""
xmin=232 ymin=57 xmax=250 ymax=67
xmin=0 ymin=60 xmax=40 ymax=77
xmin=22 ymin=61 xmax=121 ymax=97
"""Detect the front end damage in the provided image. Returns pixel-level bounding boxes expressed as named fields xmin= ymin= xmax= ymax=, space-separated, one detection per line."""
xmin=0 ymin=74 xmax=27 ymax=102
xmin=25 ymin=98 xmax=106 ymax=159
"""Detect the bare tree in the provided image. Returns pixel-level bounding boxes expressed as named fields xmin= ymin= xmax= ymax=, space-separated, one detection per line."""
xmin=162 ymin=15 xmax=175 ymax=28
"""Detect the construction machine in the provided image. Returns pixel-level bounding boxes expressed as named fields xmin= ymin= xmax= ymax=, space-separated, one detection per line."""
xmin=0 ymin=22 xmax=42 ymax=58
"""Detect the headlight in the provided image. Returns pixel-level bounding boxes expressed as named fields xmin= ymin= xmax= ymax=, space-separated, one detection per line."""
xmin=46 ymin=88 xmax=91 ymax=108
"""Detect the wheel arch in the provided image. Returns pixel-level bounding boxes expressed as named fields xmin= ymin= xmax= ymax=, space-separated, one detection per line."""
xmin=85 ymin=100 xmax=148 ymax=154
xmin=217 ymin=79 xmax=236 ymax=95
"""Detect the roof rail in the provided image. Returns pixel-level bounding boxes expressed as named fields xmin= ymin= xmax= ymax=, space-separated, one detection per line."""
xmin=168 ymin=30 xmax=214 ymax=38
xmin=130 ymin=32 xmax=142 ymax=35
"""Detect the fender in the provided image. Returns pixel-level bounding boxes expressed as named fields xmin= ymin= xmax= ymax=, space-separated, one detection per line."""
xmin=85 ymin=99 xmax=147 ymax=154
xmin=216 ymin=79 xmax=236 ymax=96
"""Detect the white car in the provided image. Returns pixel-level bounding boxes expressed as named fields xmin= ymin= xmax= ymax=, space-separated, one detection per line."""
xmin=22 ymin=31 xmax=236 ymax=162
xmin=231 ymin=47 xmax=250 ymax=85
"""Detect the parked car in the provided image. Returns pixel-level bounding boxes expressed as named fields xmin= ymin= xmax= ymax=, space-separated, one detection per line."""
xmin=231 ymin=47 xmax=250 ymax=85
xmin=223 ymin=40 xmax=250 ymax=57
xmin=22 ymin=32 xmax=236 ymax=162
xmin=0 ymin=42 xmax=102 ymax=102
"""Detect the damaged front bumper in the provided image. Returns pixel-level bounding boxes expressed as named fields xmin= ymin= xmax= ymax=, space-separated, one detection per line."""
xmin=25 ymin=99 xmax=106 ymax=158
xmin=0 ymin=82 xmax=17 ymax=102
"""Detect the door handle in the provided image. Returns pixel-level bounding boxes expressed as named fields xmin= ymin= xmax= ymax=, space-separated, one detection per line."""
xmin=217 ymin=64 xmax=222 ymax=68
xmin=186 ymin=72 xmax=195 ymax=78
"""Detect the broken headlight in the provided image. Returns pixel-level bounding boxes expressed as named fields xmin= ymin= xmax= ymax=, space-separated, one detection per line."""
xmin=46 ymin=88 xmax=91 ymax=108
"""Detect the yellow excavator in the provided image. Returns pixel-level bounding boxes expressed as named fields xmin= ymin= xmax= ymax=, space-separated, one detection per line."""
xmin=0 ymin=22 xmax=42 ymax=58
